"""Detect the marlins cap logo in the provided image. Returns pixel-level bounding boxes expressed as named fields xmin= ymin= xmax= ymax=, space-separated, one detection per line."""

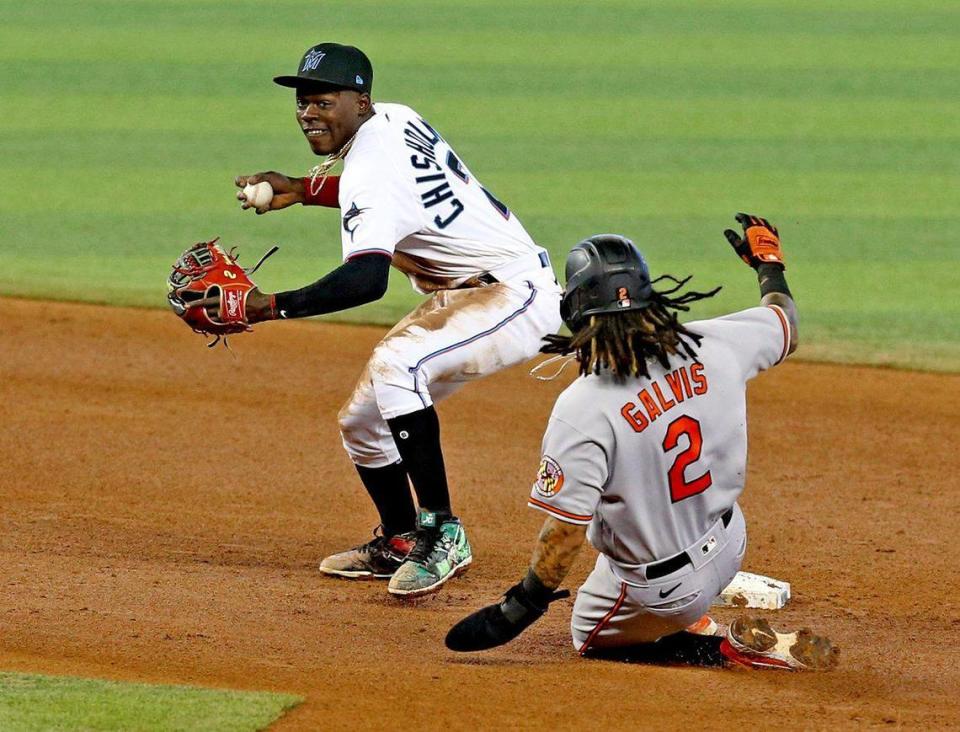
xmin=302 ymin=49 xmax=326 ymax=72
xmin=355 ymin=74 xmax=364 ymax=85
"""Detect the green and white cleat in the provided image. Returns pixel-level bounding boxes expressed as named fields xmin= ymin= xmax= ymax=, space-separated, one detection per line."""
xmin=388 ymin=509 xmax=472 ymax=598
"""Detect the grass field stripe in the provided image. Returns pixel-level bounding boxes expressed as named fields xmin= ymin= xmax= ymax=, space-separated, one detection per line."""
xmin=0 ymin=671 xmax=302 ymax=731
xmin=4 ymin=0 xmax=958 ymax=371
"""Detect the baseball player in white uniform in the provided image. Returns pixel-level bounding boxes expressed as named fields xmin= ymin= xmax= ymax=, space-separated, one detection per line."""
xmin=233 ymin=43 xmax=562 ymax=598
xmin=447 ymin=217 xmax=839 ymax=670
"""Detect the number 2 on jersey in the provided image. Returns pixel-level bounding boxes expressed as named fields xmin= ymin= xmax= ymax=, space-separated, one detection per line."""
xmin=661 ymin=415 xmax=712 ymax=502
xmin=445 ymin=150 xmax=510 ymax=219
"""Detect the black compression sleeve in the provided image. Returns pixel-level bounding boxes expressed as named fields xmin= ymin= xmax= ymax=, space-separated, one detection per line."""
xmin=757 ymin=262 xmax=792 ymax=299
xmin=274 ymin=253 xmax=391 ymax=319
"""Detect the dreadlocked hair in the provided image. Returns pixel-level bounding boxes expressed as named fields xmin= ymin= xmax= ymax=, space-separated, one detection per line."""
xmin=541 ymin=275 xmax=721 ymax=381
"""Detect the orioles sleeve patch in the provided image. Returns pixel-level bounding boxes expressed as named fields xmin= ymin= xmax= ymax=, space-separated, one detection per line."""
xmin=534 ymin=456 xmax=564 ymax=497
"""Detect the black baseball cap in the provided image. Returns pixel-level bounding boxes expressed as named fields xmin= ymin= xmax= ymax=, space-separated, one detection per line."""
xmin=273 ymin=43 xmax=373 ymax=94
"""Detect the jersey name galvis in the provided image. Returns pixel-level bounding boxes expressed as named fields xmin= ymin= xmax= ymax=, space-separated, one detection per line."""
xmin=620 ymin=362 xmax=708 ymax=433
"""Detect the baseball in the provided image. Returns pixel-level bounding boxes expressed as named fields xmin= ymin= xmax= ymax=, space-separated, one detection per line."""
xmin=242 ymin=181 xmax=273 ymax=208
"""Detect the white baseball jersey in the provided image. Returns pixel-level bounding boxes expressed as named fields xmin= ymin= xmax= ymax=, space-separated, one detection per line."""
xmin=528 ymin=305 xmax=790 ymax=573
xmin=338 ymin=102 xmax=545 ymax=292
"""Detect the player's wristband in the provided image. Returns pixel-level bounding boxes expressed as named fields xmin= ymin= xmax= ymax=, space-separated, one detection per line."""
xmin=757 ymin=263 xmax=792 ymax=299
xmin=301 ymin=175 xmax=340 ymax=207
xmin=521 ymin=570 xmax=561 ymax=609
xmin=500 ymin=571 xmax=570 ymax=624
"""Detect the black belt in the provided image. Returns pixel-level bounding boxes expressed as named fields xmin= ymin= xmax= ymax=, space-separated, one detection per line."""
xmin=646 ymin=508 xmax=734 ymax=581
xmin=458 ymin=251 xmax=552 ymax=289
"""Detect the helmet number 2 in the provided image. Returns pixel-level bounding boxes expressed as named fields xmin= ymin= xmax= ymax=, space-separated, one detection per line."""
xmin=661 ymin=415 xmax=713 ymax=503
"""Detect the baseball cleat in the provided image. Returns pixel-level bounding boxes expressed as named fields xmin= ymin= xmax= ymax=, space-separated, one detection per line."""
xmin=319 ymin=528 xmax=416 ymax=579
xmin=686 ymin=615 xmax=721 ymax=636
xmin=721 ymin=616 xmax=839 ymax=671
xmin=388 ymin=510 xmax=472 ymax=598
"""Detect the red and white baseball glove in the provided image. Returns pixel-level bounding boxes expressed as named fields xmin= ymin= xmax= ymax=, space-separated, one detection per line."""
xmin=167 ymin=238 xmax=277 ymax=345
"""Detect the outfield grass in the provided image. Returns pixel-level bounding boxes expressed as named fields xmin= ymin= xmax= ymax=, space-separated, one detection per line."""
xmin=2 ymin=0 xmax=957 ymax=370
xmin=0 ymin=672 xmax=300 ymax=731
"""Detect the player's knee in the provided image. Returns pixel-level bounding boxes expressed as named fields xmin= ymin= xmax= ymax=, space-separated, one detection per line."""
xmin=367 ymin=343 xmax=411 ymax=384
xmin=338 ymin=376 xmax=375 ymax=429
xmin=366 ymin=342 xmax=435 ymax=416
xmin=366 ymin=344 xmax=420 ymax=402
xmin=572 ymin=635 xmax=587 ymax=655
xmin=570 ymin=616 xmax=589 ymax=654
xmin=338 ymin=409 xmax=376 ymax=463
xmin=337 ymin=412 xmax=400 ymax=469
xmin=337 ymin=403 xmax=358 ymax=440
xmin=339 ymin=432 xmax=376 ymax=466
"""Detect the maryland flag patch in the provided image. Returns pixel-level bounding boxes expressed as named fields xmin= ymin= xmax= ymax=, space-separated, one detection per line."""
xmin=534 ymin=456 xmax=564 ymax=498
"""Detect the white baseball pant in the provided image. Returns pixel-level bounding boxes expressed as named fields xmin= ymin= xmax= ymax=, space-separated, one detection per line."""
xmin=338 ymin=265 xmax=562 ymax=468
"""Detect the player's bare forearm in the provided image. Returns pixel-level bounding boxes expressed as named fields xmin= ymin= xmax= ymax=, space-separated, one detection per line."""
xmin=529 ymin=517 xmax=588 ymax=590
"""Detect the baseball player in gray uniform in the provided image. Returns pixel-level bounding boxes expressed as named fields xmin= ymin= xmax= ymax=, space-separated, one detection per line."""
xmin=232 ymin=43 xmax=562 ymax=598
xmin=447 ymin=215 xmax=839 ymax=670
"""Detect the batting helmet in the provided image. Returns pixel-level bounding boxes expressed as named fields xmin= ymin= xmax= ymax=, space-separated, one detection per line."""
xmin=559 ymin=234 xmax=654 ymax=332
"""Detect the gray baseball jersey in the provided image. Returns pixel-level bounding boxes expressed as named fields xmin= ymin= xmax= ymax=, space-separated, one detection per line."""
xmin=528 ymin=305 xmax=790 ymax=578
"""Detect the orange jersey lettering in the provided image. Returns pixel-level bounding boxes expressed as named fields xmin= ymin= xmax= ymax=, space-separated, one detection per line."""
xmin=678 ymin=366 xmax=694 ymax=398
xmin=637 ymin=388 xmax=662 ymax=422
xmin=664 ymin=369 xmax=687 ymax=403
xmin=620 ymin=402 xmax=649 ymax=433
xmin=652 ymin=382 xmax=676 ymax=412
xmin=691 ymin=362 xmax=708 ymax=395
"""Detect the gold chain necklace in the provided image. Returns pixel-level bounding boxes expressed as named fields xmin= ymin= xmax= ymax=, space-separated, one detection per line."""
xmin=306 ymin=130 xmax=359 ymax=197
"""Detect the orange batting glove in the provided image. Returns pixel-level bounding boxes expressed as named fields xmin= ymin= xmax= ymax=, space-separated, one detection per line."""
xmin=723 ymin=213 xmax=785 ymax=269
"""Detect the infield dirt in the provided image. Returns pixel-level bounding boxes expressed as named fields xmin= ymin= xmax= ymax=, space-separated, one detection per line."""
xmin=2 ymin=297 xmax=959 ymax=730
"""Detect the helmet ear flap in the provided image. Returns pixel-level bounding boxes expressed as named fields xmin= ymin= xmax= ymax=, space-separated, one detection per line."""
xmin=559 ymin=287 xmax=578 ymax=332
xmin=559 ymin=292 xmax=571 ymax=328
